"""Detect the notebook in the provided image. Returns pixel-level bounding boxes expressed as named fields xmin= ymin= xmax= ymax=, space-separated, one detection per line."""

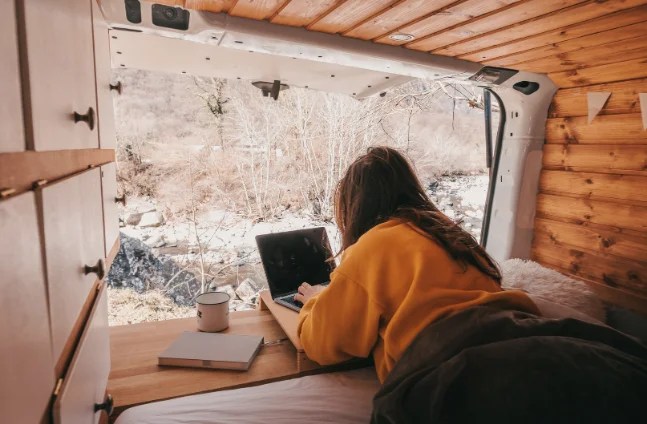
xmin=158 ymin=331 xmax=264 ymax=371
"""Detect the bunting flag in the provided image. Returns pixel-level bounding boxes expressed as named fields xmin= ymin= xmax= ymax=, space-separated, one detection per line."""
xmin=640 ymin=93 xmax=647 ymax=130
xmin=587 ymin=92 xmax=611 ymax=124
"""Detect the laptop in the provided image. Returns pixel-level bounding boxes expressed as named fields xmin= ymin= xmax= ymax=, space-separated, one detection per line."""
xmin=256 ymin=227 xmax=335 ymax=312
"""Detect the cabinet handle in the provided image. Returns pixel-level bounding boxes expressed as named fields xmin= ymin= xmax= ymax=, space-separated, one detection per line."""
xmin=109 ymin=81 xmax=123 ymax=95
xmin=114 ymin=194 xmax=127 ymax=206
xmin=84 ymin=258 xmax=105 ymax=280
xmin=94 ymin=394 xmax=114 ymax=416
xmin=73 ymin=107 xmax=95 ymax=130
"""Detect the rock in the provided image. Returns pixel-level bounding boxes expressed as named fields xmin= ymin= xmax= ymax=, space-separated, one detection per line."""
xmin=235 ymin=278 xmax=261 ymax=302
xmin=145 ymin=234 xmax=166 ymax=248
xmin=125 ymin=212 xmax=143 ymax=226
xmin=106 ymin=233 xmax=200 ymax=307
xmin=235 ymin=302 xmax=256 ymax=311
xmin=229 ymin=299 xmax=243 ymax=311
xmin=214 ymin=284 xmax=237 ymax=301
xmin=138 ymin=211 xmax=164 ymax=228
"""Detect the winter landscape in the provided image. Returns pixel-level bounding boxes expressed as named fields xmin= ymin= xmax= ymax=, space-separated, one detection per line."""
xmin=107 ymin=69 xmax=492 ymax=325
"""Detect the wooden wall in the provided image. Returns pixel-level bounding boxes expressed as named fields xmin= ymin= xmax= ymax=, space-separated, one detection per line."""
xmin=532 ymin=76 xmax=647 ymax=315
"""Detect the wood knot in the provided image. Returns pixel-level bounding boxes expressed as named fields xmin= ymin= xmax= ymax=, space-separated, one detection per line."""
xmin=602 ymin=274 xmax=618 ymax=287
xmin=585 ymin=178 xmax=593 ymax=184
xmin=600 ymin=237 xmax=615 ymax=248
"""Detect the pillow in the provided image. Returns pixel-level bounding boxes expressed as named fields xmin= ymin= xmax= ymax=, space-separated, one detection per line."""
xmin=501 ymin=258 xmax=606 ymax=322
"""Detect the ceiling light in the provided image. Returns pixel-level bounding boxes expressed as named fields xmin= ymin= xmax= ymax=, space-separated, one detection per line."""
xmin=388 ymin=33 xmax=415 ymax=42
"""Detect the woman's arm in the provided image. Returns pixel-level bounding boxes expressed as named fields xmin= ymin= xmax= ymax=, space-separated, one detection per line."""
xmin=297 ymin=273 xmax=383 ymax=365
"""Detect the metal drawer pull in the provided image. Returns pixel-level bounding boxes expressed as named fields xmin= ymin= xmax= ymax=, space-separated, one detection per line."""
xmin=73 ymin=107 xmax=95 ymax=130
xmin=94 ymin=394 xmax=114 ymax=415
xmin=83 ymin=258 xmax=105 ymax=280
xmin=109 ymin=81 xmax=123 ymax=94
xmin=114 ymin=194 xmax=127 ymax=206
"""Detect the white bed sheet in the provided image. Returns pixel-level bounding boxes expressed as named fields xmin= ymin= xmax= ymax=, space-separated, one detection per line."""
xmin=115 ymin=367 xmax=380 ymax=424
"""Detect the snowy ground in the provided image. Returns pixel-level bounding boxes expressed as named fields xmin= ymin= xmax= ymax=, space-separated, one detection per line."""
xmin=107 ymin=174 xmax=489 ymax=325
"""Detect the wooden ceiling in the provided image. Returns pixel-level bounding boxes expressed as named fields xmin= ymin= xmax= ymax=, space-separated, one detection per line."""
xmin=155 ymin=0 xmax=647 ymax=87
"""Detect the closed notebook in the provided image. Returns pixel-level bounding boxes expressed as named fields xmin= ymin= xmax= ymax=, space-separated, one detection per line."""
xmin=158 ymin=331 xmax=264 ymax=371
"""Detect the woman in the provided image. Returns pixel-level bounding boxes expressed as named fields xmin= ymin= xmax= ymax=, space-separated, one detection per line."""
xmin=294 ymin=146 xmax=539 ymax=382
xmin=294 ymin=147 xmax=646 ymax=423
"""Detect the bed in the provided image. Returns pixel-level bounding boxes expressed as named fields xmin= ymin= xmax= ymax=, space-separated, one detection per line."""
xmin=116 ymin=260 xmax=644 ymax=424
xmin=115 ymin=367 xmax=380 ymax=424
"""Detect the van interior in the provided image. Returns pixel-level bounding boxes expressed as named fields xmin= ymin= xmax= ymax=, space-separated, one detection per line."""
xmin=1 ymin=0 xmax=646 ymax=423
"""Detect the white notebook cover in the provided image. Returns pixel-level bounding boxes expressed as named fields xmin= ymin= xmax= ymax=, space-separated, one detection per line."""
xmin=159 ymin=331 xmax=264 ymax=371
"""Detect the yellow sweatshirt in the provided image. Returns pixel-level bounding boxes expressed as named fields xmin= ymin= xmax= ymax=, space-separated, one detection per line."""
xmin=297 ymin=219 xmax=539 ymax=382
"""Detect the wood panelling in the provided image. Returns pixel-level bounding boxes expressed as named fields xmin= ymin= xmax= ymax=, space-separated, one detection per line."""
xmin=534 ymin=218 xmax=647 ymax=266
xmin=549 ymin=57 xmax=647 ymax=88
xmin=229 ymin=0 xmax=285 ymax=20
xmin=271 ymin=1 xmax=340 ymax=27
xmin=155 ymin=0 xmax=236 ymax=13
xmin=343 ymin=0 xmax=455 ymax=40
xmin=543 ymin=144 xmax=647 ymax=175
xmin=534 ymin=74 xmax=647 ymax=314
xmin=536 ymin=193 xmax=647 ymax=234
xmin=546 ymin=114 xmax=647 ymax=145
xmin=538 ymin=170 xmax=647 ymax=204
xmin=533 ymin=234 xmax=647 ymax=296
xmin=407 ymin=0 xmax=583 ymax=52
xmin=486 ymin=21 xmax=647 ymax=68
xmin=512 ymin=35 xmax=647 ymax=74
xmin=460 ymin=5 xmax=647 ymax=63
xmin=376 ymin=0 xmax=521 ymax=46
xmin=549 ymin=78 xmax=647 ymax=118
xmin=308 ymin=0 xmax=399 ymax=33
xmin=430 ymin=0 xmax=647 ymax=57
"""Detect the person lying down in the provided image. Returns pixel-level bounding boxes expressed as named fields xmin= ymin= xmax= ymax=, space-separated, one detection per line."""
xmin=295 ymin=146 xmax=647 ymax=424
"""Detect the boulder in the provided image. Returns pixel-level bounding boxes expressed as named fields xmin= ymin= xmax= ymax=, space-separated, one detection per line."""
xmin=235 ymin=278 xmax=261 ymax=302
xmin=125 ymin=212 xmax=143 ymax=226
xmin=139 ymin=211 xmax=164 ymax=228
xmin=145 ymin=234 xmax=166 ymax=248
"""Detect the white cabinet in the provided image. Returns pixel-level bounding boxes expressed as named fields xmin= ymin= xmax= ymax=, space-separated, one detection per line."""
xmin=0 ymin=192 xmax=55 ymax=423
xmin=101 ymin=163 xmax=120 ymax=257
xmin=92 ymin=0 xmax=117 ymax=149
xmin=20 ymin=0 xmax=99 ymax=151
xmin=0 ymin=0 xmax=25 ymax=152
xmin=54 ymin=284 xmax=111 ymax=424
xmin=39 ymin=168 xmax=105 ymax=362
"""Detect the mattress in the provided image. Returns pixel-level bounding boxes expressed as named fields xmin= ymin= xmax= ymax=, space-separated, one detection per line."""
xmin=115 ymin=367 xmax=380 ymax=424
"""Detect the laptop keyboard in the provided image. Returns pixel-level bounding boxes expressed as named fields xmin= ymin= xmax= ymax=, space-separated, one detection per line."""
xmin=277 ymin=295 xmax=303 ymax=309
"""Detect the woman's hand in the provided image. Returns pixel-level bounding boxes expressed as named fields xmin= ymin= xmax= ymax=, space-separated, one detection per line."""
xmin=294 ymin=282 xmax=326 ymax=305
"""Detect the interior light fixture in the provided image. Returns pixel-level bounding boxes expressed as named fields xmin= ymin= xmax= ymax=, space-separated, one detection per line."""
xmin=388 ymin=33 xmax=415 ymax=42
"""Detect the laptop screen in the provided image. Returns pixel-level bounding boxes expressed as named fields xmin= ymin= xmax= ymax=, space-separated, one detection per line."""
xmin=256 ymin=227 xmax=335 ymax=298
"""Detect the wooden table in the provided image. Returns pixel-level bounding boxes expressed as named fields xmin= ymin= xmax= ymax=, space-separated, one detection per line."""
xmin=108 ymin=310 xmax=313 ymax=420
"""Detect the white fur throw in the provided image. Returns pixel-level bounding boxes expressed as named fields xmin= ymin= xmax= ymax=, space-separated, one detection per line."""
xmin=501 ymin=258 xmax=606 ymax=322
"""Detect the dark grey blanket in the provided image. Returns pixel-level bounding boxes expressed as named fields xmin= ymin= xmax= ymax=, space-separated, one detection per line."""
xmin=372 ymin=307 xmax=647 ymax=424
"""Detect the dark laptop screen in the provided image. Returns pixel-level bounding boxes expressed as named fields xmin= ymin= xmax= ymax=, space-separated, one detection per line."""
xmin=256 ymin=227 xmax=335 ymax=298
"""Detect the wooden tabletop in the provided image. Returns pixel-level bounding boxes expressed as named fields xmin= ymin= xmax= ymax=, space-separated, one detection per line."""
xmin=108 ymin=310 xmax=304 ymax=418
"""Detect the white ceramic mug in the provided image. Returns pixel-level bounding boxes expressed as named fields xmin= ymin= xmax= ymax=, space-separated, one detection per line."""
xmin=196 ymin=291 xmax=230 ymax=332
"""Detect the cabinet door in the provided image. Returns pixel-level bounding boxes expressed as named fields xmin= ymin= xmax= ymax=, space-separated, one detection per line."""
xmin=54 ymin=284 xmax=110 ymax=424
xmin=39 ymin=168 xmax=105 ymax=363
xmin=101 ymin=163 xmax=120 ymax=257
xmin=92 ymin=0 xmax=116 ymax=149
xmin=20 ymin=0 xmax=99 ymax=151
xmin=0 ymin=192 xmax=55 ymax=423
xmin=0 ymin=0 xmax=25 ymax=152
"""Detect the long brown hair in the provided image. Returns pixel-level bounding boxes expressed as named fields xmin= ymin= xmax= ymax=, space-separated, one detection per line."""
xmin=334 ymin=146 xmax=502 ymax=283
